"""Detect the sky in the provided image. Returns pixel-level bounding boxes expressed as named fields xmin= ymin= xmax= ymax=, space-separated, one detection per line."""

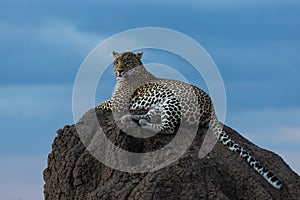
xmin=1 ymin=0 xmax=300 ymax=199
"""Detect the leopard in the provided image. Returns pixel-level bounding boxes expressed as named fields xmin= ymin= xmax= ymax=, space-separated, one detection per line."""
xmin=96 ymin=51 xmax=283 ymax=189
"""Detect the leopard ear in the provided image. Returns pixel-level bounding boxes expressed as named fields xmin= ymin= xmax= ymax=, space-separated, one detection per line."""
xmin=135 ymin=52 xmax=143 ymax=60
xmin=112 ymin=51 xmax=119 ymax=58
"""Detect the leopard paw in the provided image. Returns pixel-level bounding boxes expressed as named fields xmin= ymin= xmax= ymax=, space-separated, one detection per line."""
xmin=121 ymin=114 xmax=132 ymax=124
xmin=138 ymin=119 xmax=149 ymax=127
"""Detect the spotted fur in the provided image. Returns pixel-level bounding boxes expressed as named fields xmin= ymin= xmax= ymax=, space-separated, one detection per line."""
xmin=96 ymin=51 xmax=283 ymax=189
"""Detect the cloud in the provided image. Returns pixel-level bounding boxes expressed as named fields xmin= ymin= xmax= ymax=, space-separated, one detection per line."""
xmin=246 ymin=126 xmax=300 ymax=148
xmin=0 ymin=154 xmax=45 ymax=200
xmin=203 ymin=38 xmax=300 ymax=111
xmin=0 ymin=20 xmax=102 ymax=56
xmin=0 ymin=84 xmax=72 ymax=118
xmin=152 ymin=0 xmax=300 ymax=10
xmin=226 ymin=108 xmax=300 ymax=174
xmin=270 ymin=128 xmax=300 ymax=143
xmin=37 ymin=20 xmax=103 ymax=54
xmin=227 ymin=108 xmax=300 ymax=129
xmin=0 ymin=20 xmax=103 ymax=84
xmin=0 ymin=84 xmax=74 ymax=154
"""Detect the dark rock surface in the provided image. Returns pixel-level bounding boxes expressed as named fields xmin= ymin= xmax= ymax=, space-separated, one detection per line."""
xmin=43 ymin=109 xmax=300 ymax=200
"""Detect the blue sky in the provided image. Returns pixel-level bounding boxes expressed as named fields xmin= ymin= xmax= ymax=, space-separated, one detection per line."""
xmin=1 ymin=0 xmax=300 ymax=199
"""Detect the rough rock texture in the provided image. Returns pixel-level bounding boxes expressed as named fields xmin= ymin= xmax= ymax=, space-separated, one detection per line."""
xmin=43 ymin=109 xmax=300 ymax=200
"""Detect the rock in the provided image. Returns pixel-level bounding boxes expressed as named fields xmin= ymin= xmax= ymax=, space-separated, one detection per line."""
xmin=43 ymin=109 xmax=300 ymax=200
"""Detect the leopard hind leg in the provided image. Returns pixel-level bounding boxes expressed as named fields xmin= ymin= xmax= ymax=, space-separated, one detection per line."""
xmin=138 ymin=96 xmax=181 ymax=134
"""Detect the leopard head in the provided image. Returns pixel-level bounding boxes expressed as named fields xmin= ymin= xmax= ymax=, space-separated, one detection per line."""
xmin=112 ymin=51 xmax=143 ymax=79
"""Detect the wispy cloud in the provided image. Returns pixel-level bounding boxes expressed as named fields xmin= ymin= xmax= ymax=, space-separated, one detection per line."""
xmin=0 ymin=84 xmax=73 ymax=155
xmin=0 ymin=154 xmax=46 ymax=200
xmin=0 ymin=20 xmax=102 ymax=56
xmin=0 ymin=84 xmax=72 ymax=118
xmin=271 ymin=127 xmax=300 ymax=143
xmin=37 ymin=20 xmax=104 ymax=54
xmin=0 ymin=20 xmax=103 ymax=84
xmin=227 ymin=108 xmax=300 ymax=174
